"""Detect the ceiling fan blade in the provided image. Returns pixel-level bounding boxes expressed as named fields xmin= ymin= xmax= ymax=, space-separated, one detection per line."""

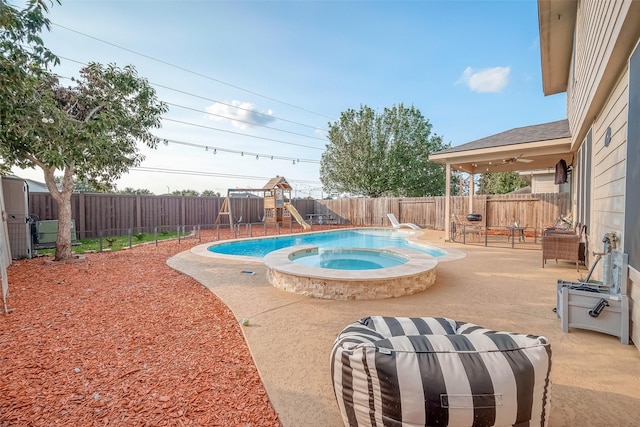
xmin=516 ymin=158 xmax=534 ymax=163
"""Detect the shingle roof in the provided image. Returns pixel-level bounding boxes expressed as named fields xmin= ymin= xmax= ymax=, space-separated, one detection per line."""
xmin=434 ymin=119 xmax=570 ymax=155
xmin=262 ymin=176 xmax=292 ymax=190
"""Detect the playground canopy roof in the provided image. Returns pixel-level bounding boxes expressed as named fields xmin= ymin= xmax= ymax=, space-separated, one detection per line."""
xmin=262 ymin=176 xmax=292 ymax=190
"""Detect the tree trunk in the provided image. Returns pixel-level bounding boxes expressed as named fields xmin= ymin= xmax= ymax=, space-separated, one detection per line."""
xmin=42 ymin=165 xmax=75 ymax=261
xmin=54 ymin=196 xmax=73 ymax=261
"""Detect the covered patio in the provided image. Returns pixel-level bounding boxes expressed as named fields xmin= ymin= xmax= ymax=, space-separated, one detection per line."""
xmin=429 ymin=119 xmax=573 ymax=241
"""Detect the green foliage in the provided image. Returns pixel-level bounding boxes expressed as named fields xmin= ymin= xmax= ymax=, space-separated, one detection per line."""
xmin=0 ymin=1 xmax=168 ymax=260
xmin=172 ymin=189 xmax=200 ymax=196
xmin=320 ymin=104 xmax=450 ymax=197
xmin=35 ymin=230 xmax=181 ymax=255
xmin=477 ymin=172 xmax=528 ymax=195
xmin=118 ymin=187 xmax=154 ymax=195
xmin=0 ymin=0 xmax=59 ymax=176
xmin=200 ymin=190 xmax=221 ymax=197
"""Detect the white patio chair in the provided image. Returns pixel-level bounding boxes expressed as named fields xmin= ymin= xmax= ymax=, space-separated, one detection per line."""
xmin=386 ymin=213 xmax=421 ymax=230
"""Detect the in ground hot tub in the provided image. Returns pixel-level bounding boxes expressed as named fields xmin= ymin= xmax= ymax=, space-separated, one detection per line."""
xmin=291 ymin=248 xmax=408 ymax=270
xmin=263 ymin=245 xmax=438 ymax=300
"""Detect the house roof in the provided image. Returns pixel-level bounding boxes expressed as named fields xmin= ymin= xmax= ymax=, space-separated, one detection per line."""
xmin=25 ymin=179 xmax=50 ymax=193
xmin=434 ymin=120 xmax=570 ymax=155
xmin=538 ymin=0 xmax=577 ymax=95
xmin=429 ymin=119 xmax=573 ymax=174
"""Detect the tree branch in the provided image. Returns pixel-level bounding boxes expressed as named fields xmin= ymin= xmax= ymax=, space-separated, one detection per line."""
xmin=85 ymin=104 xmax=105 ymax=122
xmin=65 ymin=100 xmax=78 ymax=115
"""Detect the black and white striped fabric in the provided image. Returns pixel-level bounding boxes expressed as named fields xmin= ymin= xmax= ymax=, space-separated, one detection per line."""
xmin=331 ymin=316 xmax=552 ymax=427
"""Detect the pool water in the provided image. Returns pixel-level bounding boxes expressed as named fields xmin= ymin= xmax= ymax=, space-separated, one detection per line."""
xmin=291 ymin=248 xmax=407 ymax=270
xmin=207 ymin=229 xmax=445 ymax=258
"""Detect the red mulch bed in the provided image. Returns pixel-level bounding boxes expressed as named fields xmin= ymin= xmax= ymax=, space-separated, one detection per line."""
xmin=0 ymin=228 xmax=300 ymax=426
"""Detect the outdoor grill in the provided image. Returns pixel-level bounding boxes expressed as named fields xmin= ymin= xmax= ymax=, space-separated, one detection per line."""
xmin=466 ymin=213 xmax=482 ymax=222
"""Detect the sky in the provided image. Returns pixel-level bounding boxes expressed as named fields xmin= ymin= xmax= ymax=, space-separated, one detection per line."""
xmin=10 ymin=0 xmax=567 ymax=198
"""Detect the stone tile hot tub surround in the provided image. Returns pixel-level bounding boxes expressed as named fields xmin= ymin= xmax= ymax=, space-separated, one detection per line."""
xmin=263 ymin=245 xmax=438 ymax=300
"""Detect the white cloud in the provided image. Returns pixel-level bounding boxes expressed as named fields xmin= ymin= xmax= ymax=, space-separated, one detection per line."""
xmin=456 ymin=66 xmax=510 ymax=93
xmin=205 ymin=100 xmax=276 ymax=129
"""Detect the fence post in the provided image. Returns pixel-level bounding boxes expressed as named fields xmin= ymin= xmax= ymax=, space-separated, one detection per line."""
xmin=98 ymin=230 xmax=103 ymax=253
xmin=264 ymin=222 xmax=267 ymax=236
xmin=277 ymin=222 xmax=280 ymax=235
xmin=484 ymin=226 xmax=488 ymax=247
xmin=249 ymin=223 xmax=252 ymax=237
xmin=154 ymin=227 xmax=158 ymax=246
xmin=128 ymin=228 xmax=132 ymax=249
xmin=197 ymin=224 xmax=201 ymax=242
xmin=216 ymin=224 xmax=220 ymax=240
xmin=178 ymin=225 xmax=181 ymax=244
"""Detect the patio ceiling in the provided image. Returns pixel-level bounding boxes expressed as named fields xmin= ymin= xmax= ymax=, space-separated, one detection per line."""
xmin=429 ymin=119 xmax=573 ymax=174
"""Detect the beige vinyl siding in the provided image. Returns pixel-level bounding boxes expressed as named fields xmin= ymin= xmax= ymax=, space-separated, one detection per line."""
xmin=591 ymin=67 xmax=628 ymax=258
xmin=589 ymin=66 xmax=635 ymax=348
xmin=531 ymin=175 xmax=558 ymax=194
xmin=568 ymin=0 xmax=631 ymax=142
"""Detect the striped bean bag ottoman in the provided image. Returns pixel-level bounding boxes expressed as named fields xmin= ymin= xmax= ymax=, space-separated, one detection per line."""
xmin=331 ymin=316 xmax=552 ymax=427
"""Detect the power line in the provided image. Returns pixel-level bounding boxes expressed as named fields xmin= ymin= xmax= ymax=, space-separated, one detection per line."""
xmin=158 ymin=138 xmax=320 ymax=164
xmin=130 ymin=166 xmax=321 ymax=184
xmin=52 ymin=69 xmax=326 ymax=155
xmin=153 ymin=82 xmax=328 ymax=132
xmin=52 ymin=22 xmax=335 ymax=121
xmin=162 ymin=118 xmax=324 ymax=151
xmin=53 ymin=56 xmax=329 ymax=136
xmin=165 ymin=102 xmax=327 ymax=142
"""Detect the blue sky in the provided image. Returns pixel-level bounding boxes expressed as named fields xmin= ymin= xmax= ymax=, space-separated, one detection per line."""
xmin=12 ymin=0 xmax=566 ymax=197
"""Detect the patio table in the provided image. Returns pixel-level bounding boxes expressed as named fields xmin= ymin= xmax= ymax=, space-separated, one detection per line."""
xmin=507 ymin=225 xmax=526 ymax=243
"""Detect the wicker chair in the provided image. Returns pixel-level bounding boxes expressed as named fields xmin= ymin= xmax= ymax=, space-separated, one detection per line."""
xmin=451 ymin=213 xmax=482 ymax=241
xmin=542 ymin=228 xmax=581 ymax=271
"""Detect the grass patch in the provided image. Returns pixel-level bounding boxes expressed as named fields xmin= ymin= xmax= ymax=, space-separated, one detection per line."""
xmin=36 ymin=230 xmax=186 ymax=255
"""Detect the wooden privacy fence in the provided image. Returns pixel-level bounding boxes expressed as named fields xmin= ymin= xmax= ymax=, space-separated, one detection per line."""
xmin=28 ymin=192 xmax=569 ymax=238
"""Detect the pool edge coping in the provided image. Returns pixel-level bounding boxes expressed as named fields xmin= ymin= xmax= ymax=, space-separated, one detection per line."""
xmin=189 ymin=227 xmax=466 ymax=264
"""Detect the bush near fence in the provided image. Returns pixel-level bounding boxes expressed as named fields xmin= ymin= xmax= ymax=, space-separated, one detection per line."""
xmin=28 ymin=192 xmax=569 ymax=239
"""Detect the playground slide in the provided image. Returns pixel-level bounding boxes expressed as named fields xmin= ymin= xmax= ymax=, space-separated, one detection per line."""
xmin=284 ymin=203 xmax=311 ymax=231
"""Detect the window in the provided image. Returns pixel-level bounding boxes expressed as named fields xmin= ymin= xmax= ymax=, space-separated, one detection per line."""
xmin=625 ymin=42 xmax=640 ymax=270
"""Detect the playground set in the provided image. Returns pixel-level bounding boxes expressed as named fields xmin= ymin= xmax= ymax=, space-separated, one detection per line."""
xmin=213 ymin=176 xmax=310 ymax=231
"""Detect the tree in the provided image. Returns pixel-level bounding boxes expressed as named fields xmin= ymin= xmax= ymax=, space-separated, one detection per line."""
xmin=172 ymin=189 xmax=200 ymax=196
xmin=53 ymin=175 xmax=104 ymax=193
xmin=0 ymin=1 xmax=168 ymax=261
xmin=200 ymin=190 xmax=221 ymax=197
xmin=1 ymin=0 xmax=59 ymax=175
xmin=477 ymin=172 xmax=527 ymax=195
xmin=320 ymin=104 xmax=450 ymax=197
xmin=118 ymin=187 xmax=154 ymax=195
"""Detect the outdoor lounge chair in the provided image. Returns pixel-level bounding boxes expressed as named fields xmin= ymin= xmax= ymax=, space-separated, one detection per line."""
xmin=386 ymin=213 xmax=420 ymax=229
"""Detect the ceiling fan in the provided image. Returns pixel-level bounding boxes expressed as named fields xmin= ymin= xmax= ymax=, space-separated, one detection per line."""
xmin=501 ymin=154 xmax=534 ymax=164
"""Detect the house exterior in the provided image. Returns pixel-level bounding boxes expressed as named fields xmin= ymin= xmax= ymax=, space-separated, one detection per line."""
xmin=539 ymin=0 xmax=640 ymax=349
xmin=520 ymin=169 xmax=570 ymax=193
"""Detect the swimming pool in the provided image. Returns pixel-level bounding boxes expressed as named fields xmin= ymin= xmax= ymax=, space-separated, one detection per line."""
xmin=207 ymin=228 xmax=445 ymax=258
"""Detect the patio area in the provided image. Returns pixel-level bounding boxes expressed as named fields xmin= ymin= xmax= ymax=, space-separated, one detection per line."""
xmin=169 ymin=229 xmax=640 ymax=427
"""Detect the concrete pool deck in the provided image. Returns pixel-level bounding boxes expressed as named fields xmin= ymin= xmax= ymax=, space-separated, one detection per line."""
xmin=168 ymin=229 xmax=640 ymax=426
